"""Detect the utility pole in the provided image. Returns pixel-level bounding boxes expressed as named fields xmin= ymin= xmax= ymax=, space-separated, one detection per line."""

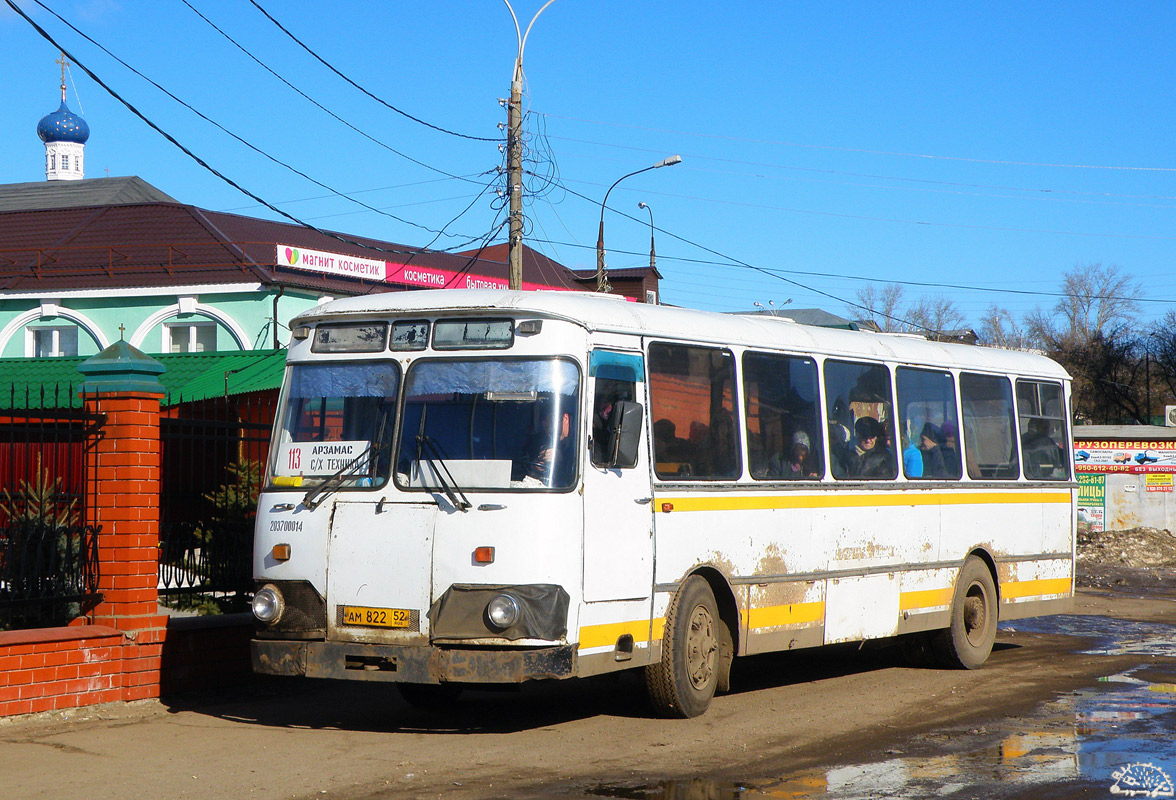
xmin=504 ymin=1 xmax=557 ymax=291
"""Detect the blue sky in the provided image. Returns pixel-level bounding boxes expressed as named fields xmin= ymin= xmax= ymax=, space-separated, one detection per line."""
xmin=3 ymin=1 xmax=1175 ymax=327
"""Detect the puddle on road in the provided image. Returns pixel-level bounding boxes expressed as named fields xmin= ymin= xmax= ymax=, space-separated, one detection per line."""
xmin=585 ymin=619 xmax=1176 ymax=800
xmin=1001 ymin=614 xmax=1176 ymax=658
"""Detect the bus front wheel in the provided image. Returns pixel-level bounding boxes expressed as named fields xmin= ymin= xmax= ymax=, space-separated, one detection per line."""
xmin=934 ymin=556 xmax=997 ymax=669
xmin=645 ymin=575 xmax=720 ymax=718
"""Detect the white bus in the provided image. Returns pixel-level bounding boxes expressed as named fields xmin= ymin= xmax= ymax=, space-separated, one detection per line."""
xmin=251 ymin=290 xmax=1074 ymax=717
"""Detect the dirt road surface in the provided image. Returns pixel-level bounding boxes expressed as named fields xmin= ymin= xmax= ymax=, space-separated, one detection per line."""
xmin=4 ymin=577 xmax=1175 ymax=800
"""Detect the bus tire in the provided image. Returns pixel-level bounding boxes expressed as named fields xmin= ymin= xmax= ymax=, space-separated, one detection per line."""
xmin=933 ymin=557 xmax=997 ymax=669
xmin=397 ymin=682 xmax=463 ymax=708
xmin=645 ymin=575 xmax=720 ymax=718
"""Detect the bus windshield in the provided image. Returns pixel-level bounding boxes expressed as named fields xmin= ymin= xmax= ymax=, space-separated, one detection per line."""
xmin=268 ymin=362 xmax=400 ymax=491
xmin=395 ymin=358 xmax=580 ymax=491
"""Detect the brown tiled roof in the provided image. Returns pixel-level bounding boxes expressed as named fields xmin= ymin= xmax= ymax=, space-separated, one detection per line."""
xmin=0 ymin=179 xmax=581 ymax=295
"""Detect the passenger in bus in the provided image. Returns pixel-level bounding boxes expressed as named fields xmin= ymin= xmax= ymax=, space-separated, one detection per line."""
xmin=902 ymin=433 xmax=923 ymax=478
xmin=1021 ymin=418 xmax=1065 ymax=478
xmin=702 ymin=410 xmax=738 ymax=477
xmin=939 ymin=421 xmax=962 ymax=476
xmin=769 ymin=430 xmax=819 ymax=478
xmin=917 ymin=422 xmax=949 ymax=478
xmin=845 ymin=416 xmax=893 ymax=478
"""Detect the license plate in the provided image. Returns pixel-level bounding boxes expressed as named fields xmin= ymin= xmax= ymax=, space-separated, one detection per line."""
xmin=340 ymin=605 xmax=413 ymax=629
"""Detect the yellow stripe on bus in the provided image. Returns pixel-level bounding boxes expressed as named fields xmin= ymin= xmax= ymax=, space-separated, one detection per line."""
xmin=1001 ymin=577 xmax=1072 ymax=600
xmin=899 ymin=587 xmax=953 ymax=611
xmin=578 ymin=617 xmax=665 ymax=651
xmin=746 ymin=602 xmax=825 ymax=629
xmin=655 ymin=491 xmax=1071 ymax=513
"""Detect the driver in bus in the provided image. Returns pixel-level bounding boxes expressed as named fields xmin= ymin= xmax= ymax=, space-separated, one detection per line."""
xmin=519 ymin=405 xmax=576 ymax=487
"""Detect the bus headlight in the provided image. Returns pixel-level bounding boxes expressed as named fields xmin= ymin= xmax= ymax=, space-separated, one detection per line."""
xmin=486 ymin=594 xmax=520 ymax=630
xmin=252 ymin=584 xmax=285 ymax=625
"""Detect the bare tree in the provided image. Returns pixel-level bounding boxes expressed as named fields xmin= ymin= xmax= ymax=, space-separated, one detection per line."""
xmin=848 ymin=283 xmax=906 ymax=332
xmin=979 ymin=305 xmax=1038 ymax=350
xmin=1028 ymin=263 xmax=1146 ymax=423
xmin=1051 ymin=262 xmax=1142 ymax=343
xmin=908 ymin=296 xmax=967 ymax=341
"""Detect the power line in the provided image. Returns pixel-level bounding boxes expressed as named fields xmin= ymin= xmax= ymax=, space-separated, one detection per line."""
xmin=549 ymin=138 xmax=1176 ymax=207
xmin=552 ymin=175 xmax=1176 ymax=243
xmin=535 ymin=111 xmax=1176 ymax=173
xmin=5 ymin=0 xmax=462 ymax=260
xmin=177 ymin=0 xmax=487 ymax=185
xmin=247 ymin=0 xmax=498 ymax=143
xmin=30 ymin=0 xmax=485 ymax=240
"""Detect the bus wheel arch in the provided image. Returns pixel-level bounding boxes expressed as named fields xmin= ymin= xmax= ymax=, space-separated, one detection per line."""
xmin=646 ymin=571 xmax=734 ymax=718
xmin=933 ymin=551 xmax=999 ymax=670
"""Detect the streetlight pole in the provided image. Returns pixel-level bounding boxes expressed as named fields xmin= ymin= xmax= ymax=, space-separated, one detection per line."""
xmin=596 ymin=155 xmax=681 ymax=292
xmin=504 ymin=0 xmax=558 ymax=290
xmin=638 ymin=201 xmax=655 ymax=271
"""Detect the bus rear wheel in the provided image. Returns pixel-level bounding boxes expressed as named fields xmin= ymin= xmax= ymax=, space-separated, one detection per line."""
xmin=933 ymin=556 xmax=997 ymax=669
xmin=645 ymin=575 xmax=720 ymax=718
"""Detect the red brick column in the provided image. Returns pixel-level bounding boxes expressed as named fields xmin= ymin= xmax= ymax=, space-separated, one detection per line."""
xmin=85 ymin=390 xmax=168 ymax=702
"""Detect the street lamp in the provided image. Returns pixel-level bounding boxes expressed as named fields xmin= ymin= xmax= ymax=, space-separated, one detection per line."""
xmin=504 ymin=0 xmax=558 ymax=290
xmin=596 ymin=155 xmax=682 ymax=292
xmin=638 ymin=201 xmax=655 ymax=271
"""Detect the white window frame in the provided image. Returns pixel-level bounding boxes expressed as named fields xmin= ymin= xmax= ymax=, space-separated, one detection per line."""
xmin=26 ymin=324 xmax=79 ymax=357
xmin=164 ymin=321 xmax=217 ymax=353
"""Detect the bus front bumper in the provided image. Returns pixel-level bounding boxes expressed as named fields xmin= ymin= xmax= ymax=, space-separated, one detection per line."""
xmin=252 ymin=639 xmax=576 ymax=684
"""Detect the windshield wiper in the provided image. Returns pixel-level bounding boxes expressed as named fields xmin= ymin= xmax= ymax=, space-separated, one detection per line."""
xmin=415 ymin=433 xmax=471 ymax=512
xmin=302 ymin=445 xmax=375 ymax=510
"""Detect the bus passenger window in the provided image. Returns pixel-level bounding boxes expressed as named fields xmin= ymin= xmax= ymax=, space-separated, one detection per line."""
xmin=960 ymin=373 xmax=1019 ymax=480
xmin=648 ymin=343 xmax=740 ymax=480
xmin=824 ymin=360 xmax=897 ymax=480
xmin=743 ymin=351 xmax=823 ymax=480
xmin=1017 ymin=380 xmax=1069 ymax=480
xmin=896 ymin=367 xmax=962 ymax=480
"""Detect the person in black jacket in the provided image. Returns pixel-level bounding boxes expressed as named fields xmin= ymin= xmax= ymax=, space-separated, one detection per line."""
xmin=845 ymin=416 xmax=894 ymax=478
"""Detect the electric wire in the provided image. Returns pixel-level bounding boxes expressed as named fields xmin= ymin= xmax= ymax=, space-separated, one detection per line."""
xmin=31 ymin=0 xmax=486 ymax=240
xmin=247 ymin=0 xmax=497 ymax=143
xmin=6 ymin=0 xmax=461 ymax=260
xmin=549 ymin=182 xmax=931 ymax=332
xmin=178 ymin=0 xmax=490 ymax=185
xmin=535 ymin=111 xmax=1176 ymax=173
xmin=543 ymin=132 xmax=1176 ymax=202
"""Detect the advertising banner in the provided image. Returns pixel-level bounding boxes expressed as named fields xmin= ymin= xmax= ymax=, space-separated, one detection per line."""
xmin=1145 ymin=473 xmax=1174 ymax=493
xmin=1076 ymin=473 xmax=1105 ymax=534
xmin=1073 ymin=440 xmax=1176 ymax=474
xmin=276 ymin=245 xmax=385 ymax=281
xmin=277 ymin=244 xmax=573 ymax=292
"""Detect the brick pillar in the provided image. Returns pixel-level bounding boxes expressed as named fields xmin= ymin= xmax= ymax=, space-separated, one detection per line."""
xmin=78 ymin=341 xmax=168 ymax=702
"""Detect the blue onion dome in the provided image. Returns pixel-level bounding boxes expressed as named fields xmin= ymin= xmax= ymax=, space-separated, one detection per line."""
xmin=37 ymin=100 xmax=90 ymax=144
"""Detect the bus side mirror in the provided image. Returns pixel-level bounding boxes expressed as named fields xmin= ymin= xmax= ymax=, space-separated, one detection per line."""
xmin=608 ymin=400 xmax=643 ymax=468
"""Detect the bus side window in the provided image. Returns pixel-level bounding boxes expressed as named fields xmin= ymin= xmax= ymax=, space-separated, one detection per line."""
xmin=589 ymin=351 xmax=643 ymax=468
xmin=648 ymin=343 xmax=740 ymax=480
xmin=896 ymin=367 xmax=962 ymax=480
xmin=960 ymin=373 xmax=1019 ymax=480
xmin=591 ymin=376 xmax=638 ymax=467
xmin=743 ymin=351 xmax=823 ymax=480
xmin=824 ymin=360 xmax=898 ymax=480
xmin=1016 ymin=380 xmax=1070 ymax=481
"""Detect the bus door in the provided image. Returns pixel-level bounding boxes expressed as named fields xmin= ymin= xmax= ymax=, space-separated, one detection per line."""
xmin=326 ymin=499 xmax=438 ymax=643
xmin=582 ymin=347 xmax=654 ymax=602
